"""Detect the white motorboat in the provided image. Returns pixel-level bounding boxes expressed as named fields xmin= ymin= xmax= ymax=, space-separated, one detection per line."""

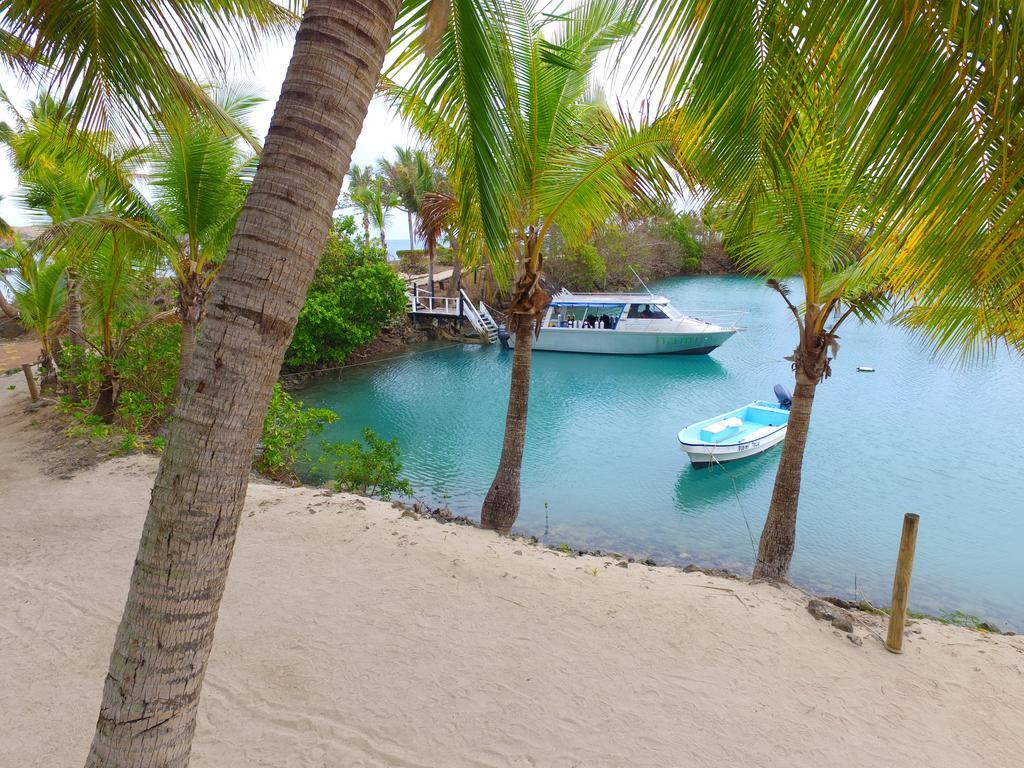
xmin=506 ymin=290 xmax=739 ymax=355
xmin=677 ymin=387 xmax=792 ymax=467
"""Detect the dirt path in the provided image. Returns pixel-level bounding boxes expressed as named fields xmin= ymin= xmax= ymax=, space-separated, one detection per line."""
xmin=0 ymin=338 xmax=39 ymax=370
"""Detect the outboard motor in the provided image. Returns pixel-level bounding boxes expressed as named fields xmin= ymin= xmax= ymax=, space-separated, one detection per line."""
xmin=497 ymin=324 xmax=511 ymax=349
xmin=773 ymin=383 xmax=793 ymax=410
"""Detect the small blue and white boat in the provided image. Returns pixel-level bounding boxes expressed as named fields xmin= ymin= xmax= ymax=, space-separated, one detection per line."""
xmin=677 ymin=386 xmax=792 ymax=468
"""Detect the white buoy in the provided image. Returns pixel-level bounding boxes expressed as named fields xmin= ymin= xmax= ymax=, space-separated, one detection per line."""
xmin=857 ymin=366 xmax=875 ymax=372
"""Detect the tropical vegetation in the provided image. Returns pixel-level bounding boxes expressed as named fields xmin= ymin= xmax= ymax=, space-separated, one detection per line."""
xmin=0 ymin=0 xmax=1020 ymax=764
xmin=285 ymin=217 xmax=408 ymax=369
xmin=384 ymin=0 xmax=692 ymax=532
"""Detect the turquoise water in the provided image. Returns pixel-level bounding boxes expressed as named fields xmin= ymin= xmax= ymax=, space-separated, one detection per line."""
xmin=298 ymin=277 xmax=1024 ymax=630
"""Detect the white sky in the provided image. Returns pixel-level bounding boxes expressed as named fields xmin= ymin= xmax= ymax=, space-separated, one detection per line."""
xmin=0 ymin=8 xmax=674 ymax=244
xmin=0 ymin=28 xmax=418 ymax=242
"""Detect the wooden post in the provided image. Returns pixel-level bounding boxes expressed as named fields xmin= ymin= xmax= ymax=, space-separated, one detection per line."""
xmin=21 ymin=363 xmax=39 ymax=402
xmin=885 ymin=513 xmax=920 ymax=653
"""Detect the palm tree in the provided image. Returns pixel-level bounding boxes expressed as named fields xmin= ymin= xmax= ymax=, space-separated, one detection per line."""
xmin=345 ymin=164 xmax=376 ymax=242
xmin=146 ymin=87 xmax=259 ymax=397
xmin=345 ymin=166 xmax=400 ymax=249
xmin=29 ymin=87 xmax=261 ymax=404
xmin=385 ymin=0 xmax=689 ymax=532
xmin=638 ymin=0 xmax=1024 ymax=580
xmin=0 ymin=1 xmax=295 ymax=141
xmin=76 ymin=229 xmax=171 ymax=420
xmin=378 ymin=145 xmax=435 ymax=249
xmin=350 ymin=175 xmax=400 ymax=250
xmin=418 ymin=191 xmax=457 ymax=297
xmin=83 ymin=1 xmax=406 ymax=763
xmin=69 ymin=0 xmax=1020 ymax=762
xmin=0 ymin=94 xmax=145 ymax=397
xmin=2 ymin=236 xmax=66 ymax=385
xmin=0 ymin=210 xmax=21 ymax=319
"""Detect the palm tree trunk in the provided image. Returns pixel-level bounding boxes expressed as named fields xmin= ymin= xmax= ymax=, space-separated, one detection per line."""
xmin=63 ymin=267 xmax=87 ymax=397
xmin=752 ymin=371 xmax=818 ymax=581
xmin=91 ymin=371 xmax=117 ymax=423
xmin=407 ymin=209 xmax=416 ymax=250
xmin=481 ymin=327 xmax=534 ymax=533
xmin=447 ymin=243 xmax=462 ymax=299
xmin=172 ymin=311 xmax=198 ymax=405
xmin=427 ymin=236 xmax=435 ymax=297
xmin=84 ymin=2 xmax=400 ymax=765
xmin=65 ymin=268 xmax=85 ymax=345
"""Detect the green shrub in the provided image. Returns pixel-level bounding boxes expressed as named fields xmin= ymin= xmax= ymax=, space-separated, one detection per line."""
xmin=317 ymin=427 xmax=413 ymax=500
xmin=286 ymin=217 xmax=408 ymax=370
xmin=256 ymin=384 xmax=338 ymax=482
xmin=396 ymin=248 xmax=427 ymax=273
xmin=567 ymin=243 xmax=606 ymax=285
xmin=114 ymin=323 xmax=180 ymax=433
xmin=546 ymin=242 xmax=607 ymax=290
xmin=58 ymin=324 xmax=180 ymax=432
xmin=661 ymin=213 xmax=703 ymax=271
xmin=397 ymin=246 xmax=453 ymax=271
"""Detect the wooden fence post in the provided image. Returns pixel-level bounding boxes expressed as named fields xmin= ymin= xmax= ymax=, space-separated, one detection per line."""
xmin=885 ymin=513 xmax=920 ymax=653
xmin=21 ymin=363 xmax=39 ymax=402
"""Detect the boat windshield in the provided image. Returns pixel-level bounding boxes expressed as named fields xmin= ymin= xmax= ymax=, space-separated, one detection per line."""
xmin=626 ymin=303 xmax=670 ymax=320
xmin=547 ymin=303 xmax=625 ymax=329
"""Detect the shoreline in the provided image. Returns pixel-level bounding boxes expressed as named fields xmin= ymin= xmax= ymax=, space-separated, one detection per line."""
xmin=9 ymin=331 xmax=1017 ymax=634
xmin=3 ymin=370 xmax=1024 ymax=766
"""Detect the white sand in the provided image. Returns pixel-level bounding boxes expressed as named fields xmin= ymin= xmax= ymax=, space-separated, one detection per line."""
xmin=2 ymin=373 xmax=1023 ymax=768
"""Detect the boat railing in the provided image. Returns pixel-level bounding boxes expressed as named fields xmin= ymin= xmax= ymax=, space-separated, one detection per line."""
xmin=680 ymin=310 xmax=749 ymax=329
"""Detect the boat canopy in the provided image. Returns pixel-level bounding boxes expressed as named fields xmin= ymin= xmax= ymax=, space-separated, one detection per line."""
xmin=550 ymin=291 xmax=672 ymax=306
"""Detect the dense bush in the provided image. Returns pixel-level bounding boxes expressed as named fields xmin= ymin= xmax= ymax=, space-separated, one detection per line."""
xmin=285 ymin=217 xmax=408 ymax=369
xmin=317 ymin=427 xmax=413 ymax=500
xmin=255 ymin=384 xmax=338 ymax=482
xmin=397 ymin=246 xmax=454 ymax=274
xmin=545 ymin=242 xmax=607 ymax=289
xmin=661 ymin=213 xmax=703 ymax=271
xmin=396 ymin=248 xmax=426 ymax=273
xmin=58 ymin=322 xmax=180 ymax=436
xmin=542 ymin=207 xmax=733 ymax=292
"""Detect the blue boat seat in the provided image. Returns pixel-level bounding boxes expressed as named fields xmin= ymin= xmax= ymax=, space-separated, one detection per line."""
xmin=700 ymin=416 xmax=743 ymax=443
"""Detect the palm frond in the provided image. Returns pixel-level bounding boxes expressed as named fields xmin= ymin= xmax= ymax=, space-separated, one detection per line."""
xmin=0 ymin=0 xmax=297 ymax=141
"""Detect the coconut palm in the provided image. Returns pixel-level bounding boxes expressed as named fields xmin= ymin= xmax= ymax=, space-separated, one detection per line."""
xmin=638 ymin=0 xmax=1024 ymax=580
xmin=0 ymin=94 xmax=147 ymax=401
xmin=877 ymin=10 xmax=1024 ymax=360
xmin=27 ymin=87 xmax=261 ymax=403
xmin=76 ymin=229 xmax=171 ymax=420
xmin=378 ymin=145 xmax=435 ymax=249
xmin=385 ymin=0 xmax=692 ymax=532
xmin=146 ymin=87 xmax=259 ymax=397
xmin=83 ymin=1 xmax=411 ymax=763
xmin=3 ymin=237 xmax=65 ymax=384
xmin=345 ymin=164 xmax=376 ymax=242
xmin=349 ymin=175 xmax=400 ymax=250
xmin=28 ymin=0 xmax=1009 ymax=764
xmin=418 ymin=190 xmax=457 ymax=297
xmin=0 ymin=211 xmax=20 ymax=318
xmin=0 ymin=0 xmax=296 ymax=140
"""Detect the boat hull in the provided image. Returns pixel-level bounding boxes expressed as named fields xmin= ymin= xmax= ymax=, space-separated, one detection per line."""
xmin=678 ymin=425 xmax=787 ymax=467
xmin=511 ymin=327 xmax=736 ymax=355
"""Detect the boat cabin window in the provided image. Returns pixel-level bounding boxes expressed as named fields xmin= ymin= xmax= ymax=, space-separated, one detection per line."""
xmin=547 ymin=304 xmax=624 ymax=329
xmin=626 ymin=303 xmax=669 ymax=319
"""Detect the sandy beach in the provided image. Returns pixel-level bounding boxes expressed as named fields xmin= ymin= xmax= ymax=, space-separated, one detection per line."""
xmin=2 ymin=370 xmax=1023 ymax=768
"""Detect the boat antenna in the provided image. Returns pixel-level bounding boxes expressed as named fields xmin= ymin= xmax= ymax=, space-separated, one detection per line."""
xmin=631 ymin=266 xmax=654 ymax=296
